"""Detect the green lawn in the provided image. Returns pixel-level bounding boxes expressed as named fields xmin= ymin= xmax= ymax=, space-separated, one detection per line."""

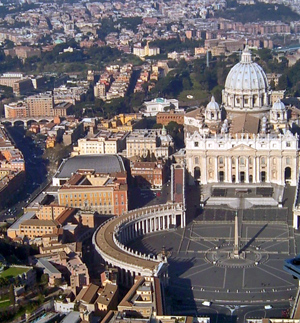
xmin=0 ymin=267 xmax=28 ymax=279
xmin=0 ymin=299 xmax=11 ymax=309
xmin=178 ymin=89 xmax=209 ymax=103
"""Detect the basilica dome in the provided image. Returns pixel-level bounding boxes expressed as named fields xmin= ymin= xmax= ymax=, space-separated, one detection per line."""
xmin=222 ymin=46 xmax=271 ymax=114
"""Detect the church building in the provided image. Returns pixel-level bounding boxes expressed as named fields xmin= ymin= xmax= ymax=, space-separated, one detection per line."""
xmin=185 ymin=46 xmax=299 ymax=186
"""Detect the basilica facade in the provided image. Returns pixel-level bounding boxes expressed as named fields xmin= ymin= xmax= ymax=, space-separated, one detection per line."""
xmin=185 ymin=46 xmax=299 ymax=186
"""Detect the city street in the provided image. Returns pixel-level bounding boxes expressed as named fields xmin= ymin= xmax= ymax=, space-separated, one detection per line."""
xmin=0 ymin=125 xmax=49 ymax=220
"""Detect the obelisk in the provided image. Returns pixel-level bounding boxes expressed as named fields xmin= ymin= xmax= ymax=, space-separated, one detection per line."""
xmin=233 ymin=211 xmax=239 ymax=258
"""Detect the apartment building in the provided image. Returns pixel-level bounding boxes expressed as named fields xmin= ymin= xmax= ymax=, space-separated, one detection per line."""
xmin=4 ymin=101 xmax=28 ymax=118
xmin=35 ymin=205 xmax=71 ymax=221
xmin=58 ymin=171 xmax=128 ymax=216
xmin=26 ymin=92 xmax=54 ymax=117
xmin=117 ymin=276 xmax=164 ymax=317
xmin=156 ymin=109 xmax=185 ymax=126
xmin=73 ymin=131 xmax=128 ymax=155
xmin=0 ymin=72 xmax=24 ymax=88
xmin=53 ymin=102 xmax=73 ymax=117
xmin=101 ymin=113 xmax=145 ymax=132
xmin=1 ymin=149 xmax=25 ymax=171
xmin=75 ymin=283 xmax=118 ymax=319
xmin=68 ymin=256 xmax=90 ymax=294
xmin=19 ymin=219 xmax=59 ymax=239
xmin=126 ymin=128 xmax=174 ymax=159
xmin=13 ymin=78 xmax=34 ymax=96
xmin=54 ymin=85 xmax=87 ymax=105
xmin=131 ymin=161 xmax=165 ymax=188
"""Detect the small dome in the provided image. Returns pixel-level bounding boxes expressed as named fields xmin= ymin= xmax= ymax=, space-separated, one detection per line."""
xmin=224 ymin=46 xmax=269 ymax=93
xmin=272 ymin=99 xmax=285 ymax=111
xmin=206 ymin=96 xmax=220 ymax=111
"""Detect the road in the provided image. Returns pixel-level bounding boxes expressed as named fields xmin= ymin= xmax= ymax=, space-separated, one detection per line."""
xmin=0 ymin=125 xmax=49 ymax=220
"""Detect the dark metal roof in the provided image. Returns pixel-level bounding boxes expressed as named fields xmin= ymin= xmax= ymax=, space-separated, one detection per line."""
xmin=56 ymin=155 xmax=125 ymax=179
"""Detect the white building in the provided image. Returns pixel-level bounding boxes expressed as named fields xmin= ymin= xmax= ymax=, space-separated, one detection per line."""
xmin=126 ymin=128 xmax=174 ymax=159
xmin=185 ymin=46 xmax=299 ymax=186
xmin=72 ymin=131 xmax=128 ymax=156
xmin=143 ymin=98 xmax=182 ymax=117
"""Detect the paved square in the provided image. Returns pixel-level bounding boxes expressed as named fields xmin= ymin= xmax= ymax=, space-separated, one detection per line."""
xmin=129 ymin=219 xmax=298 ymax=305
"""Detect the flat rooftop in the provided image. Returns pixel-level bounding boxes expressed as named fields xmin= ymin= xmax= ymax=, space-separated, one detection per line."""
xmin=56 ymin=155 xmax=125 ymax=179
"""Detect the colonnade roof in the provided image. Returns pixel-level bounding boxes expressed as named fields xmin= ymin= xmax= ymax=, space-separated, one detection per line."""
xmin=94 ymin=204 xmax=179 ymax=272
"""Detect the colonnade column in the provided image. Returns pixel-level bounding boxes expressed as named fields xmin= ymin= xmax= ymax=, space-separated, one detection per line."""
xmin=228 ymin=157 xmax=232 ymax=183
xmin=267 ymin=157 xmax=271 ymax=183
xmin=235 ymin=157 xmax=239 ymax=183
xmin=215 ymin=157 xmax=218 ymax=182
xmin=181 ymin=212 xmax=186 ymax=228
xmin=204 ymin=154 xmax=208 ymax=184
xmin=253 ymin=156 xmax=256 ymax=183
xmin=245 ymin=157 xmax=249 ymax=183
xmin=256 ymin=157 xmax=260 ymax=183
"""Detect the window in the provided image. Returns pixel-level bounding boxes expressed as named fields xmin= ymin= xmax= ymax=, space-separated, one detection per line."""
xmin=286 ymin=142 xmax=291 ymax=147
xmin=194 ymin=142 xmax=199 ymax=147
xmin=195 ymin=157 xmax=199 ymax=164
xmin=261 ymin=157 xmax=266 ymax=165
xmin=240 ymin=157 xmax=245 ymax=165
xmin=286 ymin=157 xmax=291 ymax=165
xmin=219 ymin=157 xmax=224 ymax=165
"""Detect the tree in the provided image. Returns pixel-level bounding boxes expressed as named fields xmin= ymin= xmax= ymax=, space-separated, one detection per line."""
xmin=41 ymin=273 xmax=49 ymax=285
xmin=9 ymin=284 xmax=15 ymax=307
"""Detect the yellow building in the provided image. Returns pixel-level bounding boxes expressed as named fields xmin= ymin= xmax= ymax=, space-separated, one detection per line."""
xmin=46 ymin=136 xmax=56 ymax=149
xmin=19 ymin=219 xmax=59 ymax=239
xmin=101 ymin=113 xmax=145 ymax=132
xmin=58 ymin=172 xmax=128 ymax=216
